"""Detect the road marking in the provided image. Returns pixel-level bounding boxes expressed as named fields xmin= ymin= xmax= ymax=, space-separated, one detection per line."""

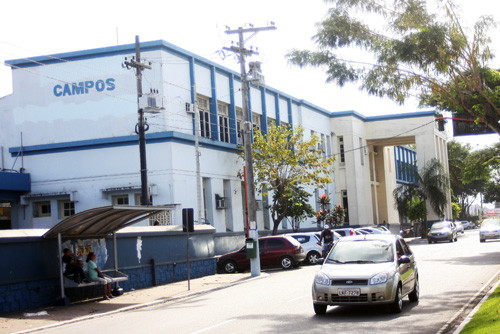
xmin=191 ymin=319 xmax=236 ymax=334
xmin=287 ymin=293 xmax=309 ymax=303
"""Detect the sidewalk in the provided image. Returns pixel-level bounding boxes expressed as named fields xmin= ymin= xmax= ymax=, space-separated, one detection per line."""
xmin=1 ymin=273 xmax=260 ymax=334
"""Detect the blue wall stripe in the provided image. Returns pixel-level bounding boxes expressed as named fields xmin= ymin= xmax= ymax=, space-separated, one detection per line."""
xmin=9 ymin=131 xmax=239 ymax=157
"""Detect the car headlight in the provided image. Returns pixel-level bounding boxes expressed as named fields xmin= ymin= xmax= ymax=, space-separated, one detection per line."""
xmin=370 ymin=272 xmax=389 ymax=285
xmin=314 ymin=272 xmax=330 ymax=286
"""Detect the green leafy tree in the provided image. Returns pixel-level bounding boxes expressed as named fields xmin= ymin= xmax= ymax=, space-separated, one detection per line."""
xmin=408 ymin=197 xmax=428 ymax=223
xmin=452 ymin=202 xmax=462 ymax=221
xmin=393 ymin=158 xmax=449 ymax=236
xmin=287 ymin=0 xmax=500 ymax=133
xmin=277 ymin=185 xmax=316 ymax=232
xmin=448 ymin=141 xmax=499 ymax=216
xmin=249 ymin=124 xmax=335 ymax=235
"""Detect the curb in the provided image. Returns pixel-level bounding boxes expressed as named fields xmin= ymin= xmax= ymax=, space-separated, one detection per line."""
xmin=452 ymin=274 xmax=500 ymax=334
xmin=13 ymin=273 xmax=269 ymax=334
xmin=436 ymin=269 xmax=500 ymax=334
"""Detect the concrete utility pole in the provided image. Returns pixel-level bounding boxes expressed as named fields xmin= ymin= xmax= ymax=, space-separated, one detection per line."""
xmin=124 ymin=35 xmax=152 ymax=206
xmin=224 ymin=23 xmax=276 ymax=277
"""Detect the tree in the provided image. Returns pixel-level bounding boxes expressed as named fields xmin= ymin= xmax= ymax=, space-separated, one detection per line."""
xmin=393 ymin=158 xmax=449 ymax=236
xmin=275 ymin=185 xmax=316 ymax=232
xmin=448 ymin=141 xmax=500 ymax=216
xmin=287 ymin=0 xmax=500 ymax=134
xmin=452 ymin=202 xmax=462 ymax=221
xmin=249 ymin=124 xmax=335 ymax=235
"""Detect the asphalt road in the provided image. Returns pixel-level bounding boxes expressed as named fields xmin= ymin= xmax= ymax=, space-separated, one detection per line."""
xmin=41 ymin=230 xmax=500 ymax=334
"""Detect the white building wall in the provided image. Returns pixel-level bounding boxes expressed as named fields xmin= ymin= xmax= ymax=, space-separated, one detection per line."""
xmin=1 ymin=41 xmax=449 ymax=233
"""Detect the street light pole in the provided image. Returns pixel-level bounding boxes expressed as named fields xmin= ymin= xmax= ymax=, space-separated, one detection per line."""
xmin=224 ymin=24 xmax=276 ymax=277
xmin=124 ymin=35 xmax=152 ymax=206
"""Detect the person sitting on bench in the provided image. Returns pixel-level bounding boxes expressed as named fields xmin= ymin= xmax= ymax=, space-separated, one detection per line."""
xmin=62 ymin=248 xmax=86 ymax=283
xmin=86 ymin=252 xmax=113 ymax=300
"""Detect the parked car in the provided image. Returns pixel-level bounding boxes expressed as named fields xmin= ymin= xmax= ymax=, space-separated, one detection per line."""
xmin=461 ymin=221 xmax=473 ymax=230
xmin=455 ymin=221 xmax=465 ymax=234
xmin=479 ymin=219 xmax=500 ymax=243
xmin=427 ymin=221 xmax=457 ymax=243
xmin=217 ymin=235 xmax=306 ymax=273
xmin=333 ymin=227 xmax=355 ymax=237
xmin=287 ymin=231 xmax=341 ymax=264
xmin=312 ymin=234 xmax=419 ymax=314
xmin=355 ymin=226 xmax=391 ymax=235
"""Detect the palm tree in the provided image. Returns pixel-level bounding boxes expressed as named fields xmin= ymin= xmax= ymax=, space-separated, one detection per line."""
xmin=393 ymin=158 xmax=450 ymax=237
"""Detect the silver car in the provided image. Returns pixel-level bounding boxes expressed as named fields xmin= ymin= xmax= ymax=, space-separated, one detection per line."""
xmin=312 ymin=234 xmax=418 ymax=314
xmin=287 ymin=231 xmax=341 ymax=264
xmin=479 ymin=219 xmax=500 ymax=242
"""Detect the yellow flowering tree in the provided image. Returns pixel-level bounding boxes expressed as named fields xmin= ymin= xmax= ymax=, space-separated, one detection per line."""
xmin=249 ymin=124 xmax=335 ymax=234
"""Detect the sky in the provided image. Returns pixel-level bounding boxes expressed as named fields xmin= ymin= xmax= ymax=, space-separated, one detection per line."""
xmin=0 ymin=0 xmax=498 ymax=148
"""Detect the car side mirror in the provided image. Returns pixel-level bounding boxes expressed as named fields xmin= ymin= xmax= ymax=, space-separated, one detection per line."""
xmin=399 ymin=255 xmax=411 ymax=264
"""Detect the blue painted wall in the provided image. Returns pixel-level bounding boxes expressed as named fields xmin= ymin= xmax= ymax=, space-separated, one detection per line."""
xmin=0 ymin=229 xmax=217 ymax=315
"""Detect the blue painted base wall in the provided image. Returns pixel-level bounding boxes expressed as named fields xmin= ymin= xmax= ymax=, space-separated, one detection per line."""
xmin=0 ymin=228 xmax=219 ymax=315
xmin=0 ymin=258 xmax=216 ymax=315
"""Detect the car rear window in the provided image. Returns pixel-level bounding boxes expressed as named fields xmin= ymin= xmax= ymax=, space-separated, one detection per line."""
xmin=292 ymin=235 xmax=310 ymax=243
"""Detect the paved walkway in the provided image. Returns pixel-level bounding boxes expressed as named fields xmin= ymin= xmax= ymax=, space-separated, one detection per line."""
xmin=1 ymin=273 xmax=259 ymax=334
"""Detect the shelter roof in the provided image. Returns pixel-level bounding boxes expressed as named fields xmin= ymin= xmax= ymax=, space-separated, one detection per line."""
xmin=43 ymin=205 xmax=175 ymax=238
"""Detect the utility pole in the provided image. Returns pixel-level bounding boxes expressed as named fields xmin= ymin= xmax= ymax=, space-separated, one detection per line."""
xmin=224 ymin=23 xmax=276 ymax=277
xmin=123 ymin=36 xmax=152 ymax=206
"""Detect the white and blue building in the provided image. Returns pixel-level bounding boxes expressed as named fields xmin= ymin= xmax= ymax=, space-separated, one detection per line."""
xmin=0 ymin=40 xmax=451 ymax=233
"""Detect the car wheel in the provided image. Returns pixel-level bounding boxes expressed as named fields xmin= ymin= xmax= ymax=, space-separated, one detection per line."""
xmin=409 ymin=276 xmax=419 ymax=302
xmin=307 ymin=251 xmax=321 ymax=265
xmin=454 ymin=236 xmax=458 ymax=242
xmin=480 ymin=238 xmax=485 ymax=243
xmin=313 ymin=303 xmax=327 ymax=315
xmin=280 ymin=256 xmax=294 ymax=269
xmin=390 ymin=285 xmax=403 ymax=313
xmin=223 ymin=260 xmax=237 ymax=274
xmin=427 ymin=239 xmax=432 ymax=244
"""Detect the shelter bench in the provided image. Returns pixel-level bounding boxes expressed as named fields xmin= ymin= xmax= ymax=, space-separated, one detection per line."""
xmin=63 ymin=270 xmax=128 ymax=288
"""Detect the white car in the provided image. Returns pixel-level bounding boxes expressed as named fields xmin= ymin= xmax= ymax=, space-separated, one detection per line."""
xmin=479 ymin=219 xmax=500 ymax=243
xmin=455 ymin=221 xmax=465 ymax=234
xmin=288 ymin=231 xmax=340 ymax=264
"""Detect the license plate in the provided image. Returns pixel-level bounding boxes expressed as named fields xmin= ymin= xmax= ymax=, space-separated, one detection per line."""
xmin=338 ymin=288 xmax=361 ymax=296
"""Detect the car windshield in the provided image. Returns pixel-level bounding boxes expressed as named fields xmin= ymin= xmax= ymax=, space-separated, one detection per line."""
xmin=326 ymin=239 xmax=394 ymax=264
xmin=431 ymin=222 xmax=449 ymax=230
xmin=482 ymin=219 xmax=500 ymax=228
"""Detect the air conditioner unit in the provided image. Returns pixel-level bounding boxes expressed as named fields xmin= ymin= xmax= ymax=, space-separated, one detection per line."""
xmin=215 ymin=194 xmax=227 ymax=209
xmin=147 ymin=96 xmax=157 ymax=108
xmin=185 ymin=102 xmax=194 ymax=114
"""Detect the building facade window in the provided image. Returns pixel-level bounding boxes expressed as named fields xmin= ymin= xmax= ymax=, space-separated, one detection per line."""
xmin=252 ymin=112 xmax=261 ymax=132
xmin=112 ymin=195 xmax=129 ymax=205
xmin=35 ymin=201 xmax=51 ymax=217
xmin=342 ymin=190 xmax=349 ymax=222
xmin=218 ymin=102 xmax=230 ymax=143
xmin=267 ymin=117 xmax=276 ymax=129
xmin=197 ymin=95 xmax=211 ymax=139
xmin=59 ymin=200 xmax=75 ymax=218
xmin=338 ymin=136 xmax=345 ymax=163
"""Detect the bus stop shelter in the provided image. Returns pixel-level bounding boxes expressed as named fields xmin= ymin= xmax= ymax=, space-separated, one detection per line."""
xmin=43 ymin=205 xmax=175 ymax=302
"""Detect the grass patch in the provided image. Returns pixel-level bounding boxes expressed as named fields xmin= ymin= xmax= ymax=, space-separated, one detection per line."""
xmin=460 ymin=281 xmax=500 ymax=334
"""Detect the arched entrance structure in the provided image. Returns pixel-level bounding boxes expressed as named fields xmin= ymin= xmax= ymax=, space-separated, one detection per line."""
xmin=330 ymin=110 xmax=451 ymax=229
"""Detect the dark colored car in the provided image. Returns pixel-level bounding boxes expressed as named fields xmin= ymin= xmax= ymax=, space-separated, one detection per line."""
xmin=427 ymin=221 xmax=457 ymax=243
xmin=217 ymin=235 xmax=306 ymax=273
